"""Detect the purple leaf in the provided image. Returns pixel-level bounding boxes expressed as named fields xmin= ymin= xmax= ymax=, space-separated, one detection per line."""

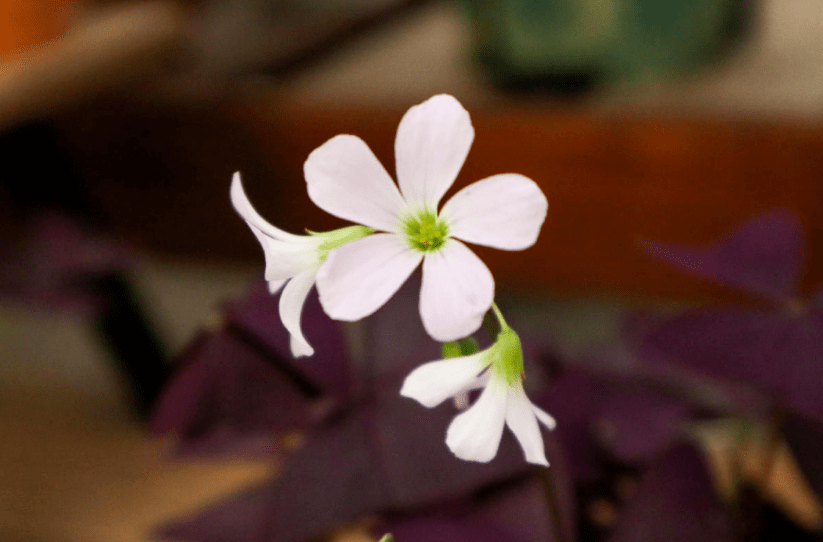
xmin=382 ymin=476 xmax=566 ymax=542
xmin=151 ymin=331 xmax=314 ymax=457
xmin=643 ymin=309 xmax=823 ymax=423
xmin=387 ymin=515 xmax=512 ymax=542
xmin=0 ymin=212 xmax=133 ymax=314
xmin=158 ymin=413 xmax=385 ymax=542
xmin=537 ymin=371 xmax=604 ymax=481
xmin=609 ymin=444 xmax=736 ymax=542
xmin=469 ymin=441 xmax=576 ymax=542
xmin=374 ymin=389 xmax=530 ymax=508
xmin=595 ymin=388 xmax=689 ymax=465
xmin=159 ymin=392 xmax=536 ymax=542
xmin=223 ymin=283 xmax=353 ymax=398
xmin=537 ymin=368 xmax=693 ymax=478
xmin=380 ymin=470 xmax=576 ymax=542
xmin=641 ymin=208 xmax=803 ymax=301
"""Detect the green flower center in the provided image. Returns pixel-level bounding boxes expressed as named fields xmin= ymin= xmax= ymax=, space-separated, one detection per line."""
xmin=490 ymin=327 xmax=524 ymax=385
xmin=403 ymin=210 xmax=449 ymax=252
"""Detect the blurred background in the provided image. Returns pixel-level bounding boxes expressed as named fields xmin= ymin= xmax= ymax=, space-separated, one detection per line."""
xmin=1 ymin=0 xmax=823 ymax=541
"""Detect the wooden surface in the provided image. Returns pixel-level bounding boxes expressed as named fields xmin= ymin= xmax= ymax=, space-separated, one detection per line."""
xmin=54 ymin=94 xmax=823 ymax=305
xmin=0 ymin=384 xmax=273 ymax=542
xmin=0 ymin=0 xmax=78 ymax=57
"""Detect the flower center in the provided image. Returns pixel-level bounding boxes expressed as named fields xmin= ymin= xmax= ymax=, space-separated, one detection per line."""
xmin=404 ymin=210 xmax=449 ymax=252
xmin=490 ymin=328 xmax=524 ymax=385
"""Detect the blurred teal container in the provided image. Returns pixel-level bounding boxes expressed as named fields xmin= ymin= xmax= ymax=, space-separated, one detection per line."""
xmin=460 ymin=0 xmax=752 ymax=87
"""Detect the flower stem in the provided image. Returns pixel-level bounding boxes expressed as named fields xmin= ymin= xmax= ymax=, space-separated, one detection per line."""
xmin=536 ymin=466 xmax=570 ymax=542
xmin=490 ymin=302 xmax=509 ymax=331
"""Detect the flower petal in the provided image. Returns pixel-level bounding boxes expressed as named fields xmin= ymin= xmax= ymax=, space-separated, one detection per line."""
xmin=253 ymin=230 xmax=314 ymax=282
xmin=395 ymin=94 xmax=474 ymax=209
xmin=446 ymin=376 xmax=507 ymax=463
xmin=231 ymin=172 xmax=304 ymax=242
xmin=400 ymin=352 xmax=490 ymax=408
xmin=279 ymin=268 xmax=319 ymax=357
xmin=505 ymin=382 xmax=549 ymax=466
xmin=316 ymin=233 xmax=423 ymax=321
xmin=532 ymin=404 xmax=557 ymax=430
xmin=304 ymin=135 xmax=405 ymax=232
xmin=419 ymin=240 xmax=494 ymax=342
xmin=440 ymin=173 xmax=548 ymax=250
xmin=267 ymin=278 xmax=287 ymax=294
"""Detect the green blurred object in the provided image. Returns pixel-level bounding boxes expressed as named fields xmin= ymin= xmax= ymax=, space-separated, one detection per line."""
xmin=461 ymin=0 xmax=752 ymax=88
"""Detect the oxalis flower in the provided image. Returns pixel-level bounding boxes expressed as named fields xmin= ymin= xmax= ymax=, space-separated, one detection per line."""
xmin=230 ymin=172 xmax=372 ymax=357
xmin=306 ymin=94 xmax=548 ymax=342
xmin=400 ymin=308 xmax=556 ymax=465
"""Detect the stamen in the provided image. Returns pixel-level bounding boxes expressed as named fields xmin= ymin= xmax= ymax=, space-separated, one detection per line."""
xmin=404 ymin=210 xmax=449 ymax=252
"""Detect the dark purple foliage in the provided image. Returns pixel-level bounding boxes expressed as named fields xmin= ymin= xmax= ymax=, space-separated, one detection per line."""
xmin=639 ymin=207 xmax=823 ymax=423
xmin=639 ymin=207 xmax=823 ymax=530
xmin=223 ymin=285 xmax=354 ymax=398
xmin=643 ymin=309 xmax=823 ymax=423
xmin=154 ymin=277 xmax=563 ymax=542
xmin=640 ymin=208 xmax=803 ymax=302
xmin=382 ymin=475 xmax=568 ymax=542
xmin=0 ymin=212 xmax=133 ymax=313
xmin=151 ymin=330 xmax=315 ymax=458
xmin=536 ymin=356 xmax=733 ymax=480
xmin=158 ymin=390 xmax=538 ymax=542
xmin=608 ymin=444 xmax=736 ymax=542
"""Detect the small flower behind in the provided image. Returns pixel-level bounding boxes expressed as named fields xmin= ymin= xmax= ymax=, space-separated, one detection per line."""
xmin=230 ymin=172 xmax=372 ymax=357
xmin=401 ymin=305 xmax=556 ymax=465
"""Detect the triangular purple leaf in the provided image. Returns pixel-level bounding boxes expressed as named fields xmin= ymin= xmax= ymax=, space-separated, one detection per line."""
xmin=158 ymin=391 xmax=534 ymax=542
xmin=375 ymin=389 xmax=530 ymax=508
xmin=609 ymin=444 xmax=736 ymax=542
xmin=537 ymin=366 xmax=693 ymax=478
xmin=158 ymin=413 xmax=385 ymax=542
xmin=0 ymin=212 xmax=133 ymax=314
xmin=595 ymin=388 xmax=689 ymax=465
xmin=223 ymin=283 xmax=353 ymax=398
xmin=382 ymin=476 xmax=564 ymax=542
xmin=641 ymin=208 xmax=803 ymax=301
xmin=151 ymin=331 xmax=313 ymax=457
xmin=643 ymin=309 xmax=823 ymax=423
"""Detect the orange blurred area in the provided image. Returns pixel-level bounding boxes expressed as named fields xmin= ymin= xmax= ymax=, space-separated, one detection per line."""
xmin=0 ymin=0 xmax=78 ymax=57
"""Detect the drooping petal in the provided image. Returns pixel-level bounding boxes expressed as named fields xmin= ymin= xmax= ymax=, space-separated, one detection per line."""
xmin=395 ymin=94 xmax=474 ymax=209
xmin=254 ymin=231 xmax=314 ymax=282
xmin=532 ymin=404 xmax=557 ymax=430
xmin=231 ymin=172 xmax=304 ymax=242
xmin=267 ymin=278 xmax=287 ymax=294
xmin=316 ymin=233 xmax=423 ymax=321
xmin=440 ymin=174 xmax=548 ymax=250
xmin=279 ymin=267 xmax=319 ymax=357
xmin=419 ymin=240 xmax=494 ymax=342
xmin=400 ymin=352 xmax=490 ymax=408
xmin=305 ymin=135 xmax=406 ymax=232
xmin=446 ymin=376 xmax=507 ymax=463
xmin=504 ymin=381 xmax=549 ymax=466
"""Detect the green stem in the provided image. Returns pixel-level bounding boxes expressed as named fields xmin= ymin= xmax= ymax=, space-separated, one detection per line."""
xmin=536 ymin=466 xmax=569 ymax=542
xmin=490 ymin=302 xmax=509 ymax=330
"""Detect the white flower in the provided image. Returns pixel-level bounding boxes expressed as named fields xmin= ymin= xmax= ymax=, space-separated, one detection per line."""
xmin=400 ymin=326 xmax=556 ymax=465
xmin=230 ymin=172 xmax=371 ymax=357
xmin=306 ymin=94 xmax=548 ymax=342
